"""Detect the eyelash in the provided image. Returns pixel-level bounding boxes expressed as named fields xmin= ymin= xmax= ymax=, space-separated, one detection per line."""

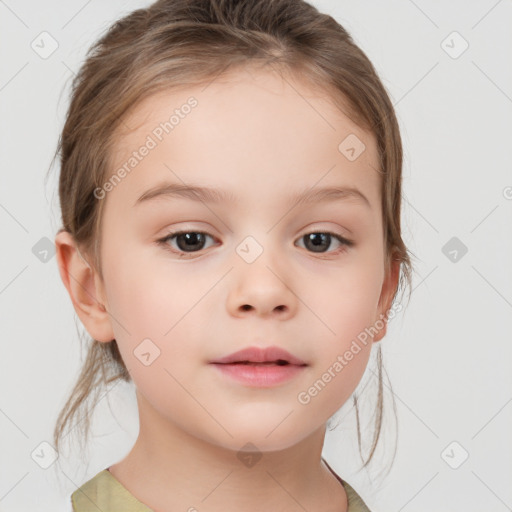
xmin=156 ymin=229 xmax=354 ymax=258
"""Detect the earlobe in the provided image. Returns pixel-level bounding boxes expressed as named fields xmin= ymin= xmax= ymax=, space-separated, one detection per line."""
xmin=55 ymin=230 xmax=114 ymax=343
xmin=372 ymin=258 xmax=401 ymax=343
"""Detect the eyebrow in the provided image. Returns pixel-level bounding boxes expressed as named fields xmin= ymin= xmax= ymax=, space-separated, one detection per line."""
xmin=134 ymin=182 xmax=371 ymax=209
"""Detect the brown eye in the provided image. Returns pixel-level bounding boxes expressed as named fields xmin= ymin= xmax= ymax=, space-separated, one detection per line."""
xmin=296 ymin=232 xmax=354 ymax=254
xmin=158 ymin=231 xmax=216 ymax=254
xmin=157 ymin=229 xmax=353 ymax=258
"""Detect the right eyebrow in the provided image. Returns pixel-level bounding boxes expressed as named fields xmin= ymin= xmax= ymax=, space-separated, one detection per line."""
xmin=134 ymin=182 xmax=235 ymax=207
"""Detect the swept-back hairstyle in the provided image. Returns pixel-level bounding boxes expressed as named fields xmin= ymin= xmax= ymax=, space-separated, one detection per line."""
xmin=50 ymin=0 xmax=413 ymax=474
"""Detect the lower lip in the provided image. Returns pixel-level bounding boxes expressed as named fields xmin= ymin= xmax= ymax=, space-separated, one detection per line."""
xmin=210 ymin=362 xmax=306 ymax=387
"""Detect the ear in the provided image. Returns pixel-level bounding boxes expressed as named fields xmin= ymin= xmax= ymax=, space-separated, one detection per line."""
xmin=372 ymin=257 xmax=401 ymax=343
xmin=55 ymin=230 xmax=114 ymax=343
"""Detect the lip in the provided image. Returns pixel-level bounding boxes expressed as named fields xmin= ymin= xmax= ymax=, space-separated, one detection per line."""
xmin=209 ymin=346 xmax=307 ymax=366
xmin=209 ymin=346 xmax=308 ymax=388
xmin=211 ymin=362 xmax=306 ymax=387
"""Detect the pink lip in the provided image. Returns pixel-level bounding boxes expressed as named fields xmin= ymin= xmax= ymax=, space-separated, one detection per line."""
xmin=209 ymin=346 xmax=307 ymax=365
xmin=209 ymin=346 xmax=308 ymax=388
xmin=211 ymin=362 xmax=306 ymax=387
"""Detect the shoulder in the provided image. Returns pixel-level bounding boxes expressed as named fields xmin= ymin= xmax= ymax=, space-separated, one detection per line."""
xmin=322 ymin=458 xmax=372 ymax=512
xmin=70 ymin=469 xmax=152 ymax=512
xmin=341 ymin=479 xmax=373 ymax=512
xmin=72 ymin=464 xmax=372 ymax=512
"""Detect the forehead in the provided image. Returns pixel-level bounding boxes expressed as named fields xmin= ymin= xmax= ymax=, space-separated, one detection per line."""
xmin=116 ymin=65 xmax=375 ymax=143
xmin=106 ymin=65 xmax=381 ymax=213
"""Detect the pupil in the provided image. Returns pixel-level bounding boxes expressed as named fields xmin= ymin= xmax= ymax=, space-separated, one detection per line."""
xmin=178 ymin=232 xmax=204 ymax=251
xmin=306 ymin=233 xmax=329 ymax=252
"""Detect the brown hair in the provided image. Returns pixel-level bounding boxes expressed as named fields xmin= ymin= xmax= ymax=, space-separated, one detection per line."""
xmin=50 ymin=0 xmax=414 ymax=474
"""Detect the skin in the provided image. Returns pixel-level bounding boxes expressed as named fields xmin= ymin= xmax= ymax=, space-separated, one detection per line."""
xmin=55 ymin=64 xmax=400 ymax=512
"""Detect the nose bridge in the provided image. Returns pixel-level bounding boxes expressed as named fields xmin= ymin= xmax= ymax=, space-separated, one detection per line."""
xmin=233 ymin=214 xmax=287 ymax=271
xmin=225 ymin=200 xmax=295 ymax=276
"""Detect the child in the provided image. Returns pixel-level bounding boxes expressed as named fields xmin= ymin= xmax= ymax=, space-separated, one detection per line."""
xmin=52 ymin=0 xmax=413 ymax=510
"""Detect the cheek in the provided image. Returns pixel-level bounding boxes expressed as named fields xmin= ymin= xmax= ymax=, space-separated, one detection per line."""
xmin=315 ymin=257 xmax=383 ymax=343
xmin=305 ymin=260 xmax=383 ymax=400
xmin=298 ymin=296 xmax=376 ymax=421
xmin=103 ymin=249 xmax=211 ymax=371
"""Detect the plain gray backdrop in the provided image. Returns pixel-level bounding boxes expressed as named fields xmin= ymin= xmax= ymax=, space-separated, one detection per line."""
xmin=1 ymin=1 xmax=511 ymax=511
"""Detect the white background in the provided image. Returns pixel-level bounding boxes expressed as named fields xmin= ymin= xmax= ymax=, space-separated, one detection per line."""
xmin=1 ymin=1 xmax=511 ymax=511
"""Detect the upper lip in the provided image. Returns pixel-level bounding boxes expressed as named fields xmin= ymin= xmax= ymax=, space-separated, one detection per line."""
xmin=210 ymin=346 xmax=307 ymax=366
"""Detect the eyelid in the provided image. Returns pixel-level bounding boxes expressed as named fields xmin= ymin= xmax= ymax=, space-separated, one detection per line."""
xmin=158 ymin=222 xmax=353 ymax=239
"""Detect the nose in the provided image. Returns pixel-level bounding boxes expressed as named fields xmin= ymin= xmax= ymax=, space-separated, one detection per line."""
xmin=226 ymin=258 xmax=297 ymax=319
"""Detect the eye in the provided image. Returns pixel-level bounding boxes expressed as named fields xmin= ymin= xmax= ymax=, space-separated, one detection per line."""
xmin=156 ymin=229 xmax=354 ymax=257
xmin=295 ymin=231 xmax=354 ymax=255
xmin=157 ymin=230 xmax=217 ymax=256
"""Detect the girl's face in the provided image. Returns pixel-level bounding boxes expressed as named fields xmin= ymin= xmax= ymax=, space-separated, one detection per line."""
xmin=88 ymin=66 xmax=398 ymax=451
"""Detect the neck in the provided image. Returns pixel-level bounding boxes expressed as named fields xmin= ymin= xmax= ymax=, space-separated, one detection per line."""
xmin=108 ymin=389 xmax=348 ymax=512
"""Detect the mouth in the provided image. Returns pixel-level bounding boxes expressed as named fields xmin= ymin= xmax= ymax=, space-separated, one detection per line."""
xmin=211 ymin=359 xmax=307 ymax=387
xmin=209 ymin=346 xmax=307 ymax=387
xmin=219 ymin=360 xmax=294 ymax=366
xmin=210 ymin=345 xmax=307 ymax=366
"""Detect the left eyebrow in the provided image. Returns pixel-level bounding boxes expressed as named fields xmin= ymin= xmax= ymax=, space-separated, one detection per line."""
xmin=134 ymin=182 xmax=371 ymax=209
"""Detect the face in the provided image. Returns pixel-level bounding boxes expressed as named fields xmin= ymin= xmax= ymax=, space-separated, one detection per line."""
xmin=86 ymin=66 xmax=396 ymax=452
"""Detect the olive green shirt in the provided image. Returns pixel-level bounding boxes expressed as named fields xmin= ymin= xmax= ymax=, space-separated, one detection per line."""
xmin=71 ymin=458 xmax=371 ymax=511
